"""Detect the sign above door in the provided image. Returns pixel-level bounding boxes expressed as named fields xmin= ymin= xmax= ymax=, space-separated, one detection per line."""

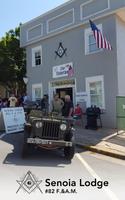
xmin=53 ymin=62 xmax=73 ymax=78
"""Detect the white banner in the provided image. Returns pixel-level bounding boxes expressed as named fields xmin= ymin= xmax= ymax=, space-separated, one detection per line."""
xmin=76 ymin=92 xmax=88 ymax=103
xmin=2 ymin=107 xmax=26 ymax=134
xmin=53 ymin=62 xmax=73 ymax=78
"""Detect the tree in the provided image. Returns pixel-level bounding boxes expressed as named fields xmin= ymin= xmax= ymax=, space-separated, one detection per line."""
xmin=0 ymin=26 xmax=26 ymax=96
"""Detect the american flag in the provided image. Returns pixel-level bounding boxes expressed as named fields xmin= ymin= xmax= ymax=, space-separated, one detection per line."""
xmin=89 ymin=20 xmax=112 ymax=50
xmin=67 ymin=65 xmax=74 ymax=77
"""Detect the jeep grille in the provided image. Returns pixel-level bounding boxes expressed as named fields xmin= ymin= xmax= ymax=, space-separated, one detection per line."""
xmin=41 ymin=120 xmax=60 ymax=140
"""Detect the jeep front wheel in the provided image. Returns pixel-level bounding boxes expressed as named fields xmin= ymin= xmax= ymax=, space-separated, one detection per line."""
xmin=21 ymin=130 xmax=31 ymax=158
xmin=22 ymin=143 xmax=29 ymax=158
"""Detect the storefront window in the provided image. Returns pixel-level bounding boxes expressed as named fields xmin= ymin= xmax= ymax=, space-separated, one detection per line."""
xmin=86 ymin=75 xmax=105 ymax=109
xmin=89 ymin=81 xmax=103 ymax=107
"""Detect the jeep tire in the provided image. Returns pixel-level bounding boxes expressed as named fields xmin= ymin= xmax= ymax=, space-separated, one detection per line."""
xmin=64 ymin=145 xmax=75 ymax=160
xmin=22 ymin=130 xmax=31 ymax=158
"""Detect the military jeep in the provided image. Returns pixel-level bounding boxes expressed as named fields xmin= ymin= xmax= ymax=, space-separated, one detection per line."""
xmin=22 ymin=109 xmax=75 ymax=160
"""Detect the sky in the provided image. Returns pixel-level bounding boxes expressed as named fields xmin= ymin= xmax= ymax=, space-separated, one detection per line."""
xmin=0 ymin=0 xmax=69 ymax=38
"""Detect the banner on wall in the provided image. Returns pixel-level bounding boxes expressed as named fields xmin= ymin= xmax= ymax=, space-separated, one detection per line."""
xmin=76 ymin=92 xmax=88 ymax=102
xmin=53 ymin=62 xmax=73 ymax=78
xmin=76 ymin=92 xmax=88 ymax=110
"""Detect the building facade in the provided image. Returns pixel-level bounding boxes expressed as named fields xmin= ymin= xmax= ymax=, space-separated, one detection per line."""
xmin=20 ymin=0 xmax=125 ymax=128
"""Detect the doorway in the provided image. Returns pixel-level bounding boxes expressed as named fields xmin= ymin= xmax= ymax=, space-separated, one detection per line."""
xmin=49 ymin=79 xmax=76 ymax=111
xmin=56 ymin=87 xmax=73 ymax=101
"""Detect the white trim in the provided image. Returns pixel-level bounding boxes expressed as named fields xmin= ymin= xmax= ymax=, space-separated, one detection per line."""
xmin=27 ymin=23 xmax=43 ymax=41
xmin=32 ymin=83 xmax=43 ymax=101
xmin=32 ymin=45 xmax=42 ymax=67
xmin=20 ymin=9 xmax=117 ymax=48
xmin=80 ymin=0 xmax=110 ymax=21
xmin=85 ymin=75 xmax=105 ymax=109
xmin=84 ymin=24 xmax=102 ymax=55
xmin=80 ymin=0 xmax=93 ymax=21
xmin=21 ymin=0 xmax=76 ymax=27
xmin=47 ymin=9 xmax=75 ymax=34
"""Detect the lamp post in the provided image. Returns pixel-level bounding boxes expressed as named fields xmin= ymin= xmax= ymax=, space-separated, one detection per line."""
xmin=23 ymin=76 xmax=28 ymax=93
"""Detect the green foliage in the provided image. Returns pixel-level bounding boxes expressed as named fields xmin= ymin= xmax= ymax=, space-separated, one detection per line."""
xmin=0 ymin=26 xmax=26 ymax=94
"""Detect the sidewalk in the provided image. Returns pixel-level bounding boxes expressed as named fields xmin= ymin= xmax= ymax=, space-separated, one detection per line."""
xmin=75 ymin=127 xmax=125 ymax=160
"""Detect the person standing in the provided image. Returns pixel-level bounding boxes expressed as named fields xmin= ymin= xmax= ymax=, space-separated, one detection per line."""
xmin=73 ymin=104 xmax=83 ymax=119
xmin=23 ymin=93 xmax=30 ymax=105
xmin=62 ymin=95 xmax=73 ymax=117
xmin=52 ymin=94 xmax=64 ymax=115
xmin=41 ymin=94 xmax=49 ymax=114
xmin=8 ymin=94 xmax=17 ymax=107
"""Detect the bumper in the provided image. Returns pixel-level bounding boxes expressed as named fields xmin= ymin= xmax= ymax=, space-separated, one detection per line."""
xmin=27 ymin=138 xmax=73 ymax=147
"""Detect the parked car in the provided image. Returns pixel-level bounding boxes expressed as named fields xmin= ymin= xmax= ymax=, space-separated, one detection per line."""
xmin=22 ymin=109 xmax=75 ymax=160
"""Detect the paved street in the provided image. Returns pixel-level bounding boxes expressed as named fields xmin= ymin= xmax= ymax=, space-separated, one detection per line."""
xmin=0 ymin=132 xmax=125 ymax=200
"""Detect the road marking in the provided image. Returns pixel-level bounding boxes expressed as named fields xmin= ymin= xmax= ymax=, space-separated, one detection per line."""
xmin=0 ymin=133 xmax=6 ymax=139
xmin=76 ymin=153 xmax=119 ymax=200
xmin=88 ymin=151 xmax=125 ymax=167
xmin=0 ymin=132 xmax=23 ymax=139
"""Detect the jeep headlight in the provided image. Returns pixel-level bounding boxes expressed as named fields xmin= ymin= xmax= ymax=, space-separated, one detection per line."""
xmin=60 ymin=124 xmax=67 ymax=131
xmin=36 ymin=121 xmax=43 ymax=128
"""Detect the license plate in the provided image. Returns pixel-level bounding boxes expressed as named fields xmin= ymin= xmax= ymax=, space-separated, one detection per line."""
xmin=27 ymin=138 xmax=51 ymax=144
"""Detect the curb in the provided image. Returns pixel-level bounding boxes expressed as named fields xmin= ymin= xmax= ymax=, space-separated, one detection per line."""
xmin=76 ymin=143 xmax=125 ymax=160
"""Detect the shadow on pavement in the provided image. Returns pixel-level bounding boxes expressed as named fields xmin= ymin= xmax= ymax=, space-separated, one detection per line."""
xmin=75 ymin=127 xmax=117 ymax=146
xmin=1 ymin=132 xmax=85 ymax=167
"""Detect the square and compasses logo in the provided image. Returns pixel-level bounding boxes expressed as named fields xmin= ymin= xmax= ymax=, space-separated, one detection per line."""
xmin=16 ymin=171 xmax=42 ymax=194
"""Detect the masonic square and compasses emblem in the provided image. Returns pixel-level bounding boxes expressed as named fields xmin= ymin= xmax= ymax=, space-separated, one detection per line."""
xmin=55 ymin=42 xmax=67 ymax=58
xmin=16 ymin=171 xmax=42 ymax=194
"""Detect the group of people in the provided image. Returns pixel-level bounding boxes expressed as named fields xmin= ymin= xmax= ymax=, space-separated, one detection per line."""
xmin=0 ymin=93 xmax=29 ymax=111
xmin=52 ymin=94 xmax=73 ymax=117
xmin=41 ymin=93 xmax=83 ymax=118
xmin=0 ymin=92 xmax=83 ymax=119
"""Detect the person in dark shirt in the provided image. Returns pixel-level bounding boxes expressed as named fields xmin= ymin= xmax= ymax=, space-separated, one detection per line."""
xmin=41 ymin=94 xmax=49 ymax=114
xmin=62 ymin=95 xmax=73 ymax=117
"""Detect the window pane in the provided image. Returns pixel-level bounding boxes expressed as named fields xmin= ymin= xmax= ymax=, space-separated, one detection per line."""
xmin=89 ymin=81 xmax=103 ymax=108
xmin=35 ymin=88 xmax=41 ymax=99
xmin=90 ymin=81 xmax=102 ymax=95
xmin=35 ymin=58 xmax=41 ymax=65
xmin=88 ymin=34 xmax=99 ymax=53
xmin=89 ymin=34 xmax=96 ymax=44
xmin=89 ymin=43 xmax=98 ymax=52
xmin=91 ymin=95 xmax=103 ymax=108
xmin=35 ymin=51 xmax=41 ymax=66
